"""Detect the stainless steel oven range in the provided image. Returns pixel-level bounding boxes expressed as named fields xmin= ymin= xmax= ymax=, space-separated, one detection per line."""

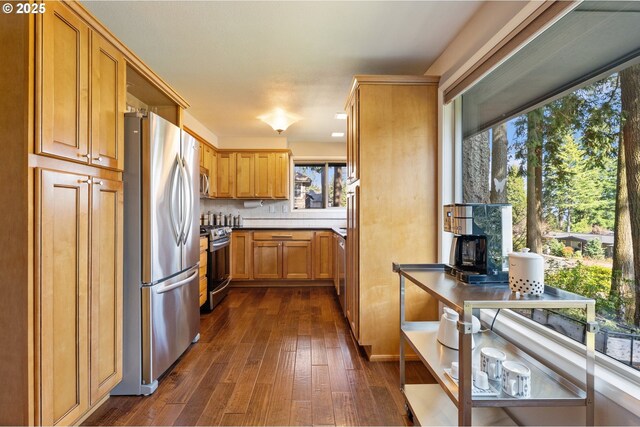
xmin=200 ymin=225 xmax=232 ymax=310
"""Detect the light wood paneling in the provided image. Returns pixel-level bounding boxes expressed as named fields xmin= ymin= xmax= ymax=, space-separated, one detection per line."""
xmin=252 ymin=242 xmax=282 ymax=279
xmin=231 ymin=231 xmax=252 ymax=280
xmin=90 ymin=178 xmax=123 ymax=404
xmin=346 ymin=77 xmax=439 ymax=358
xmin=216 ymin=152 xmax=235 ymax=198
xmin=40 ymin=2 xmax=89 ymax=163
xmin=273 ymin=152 xmax=290 ymax=199
xmin=254 ymin=152 xmax=274 ymax=198
xmin=283 ymin=241 xmax=313 ymax=280
xmin=38 ymin=169 xmax=90 ymax=426
xmin=313 ymin=232 xmax=334 ymax=280
xmin=199 ymin=142 xmax=204 ymax=167
xmin=90 ymin=32 xmax=125 ymax=171
xmin=208 ymin=147 xmax=217 ymax=197
xmin=235 ymin=152 xmax=255 ymax=198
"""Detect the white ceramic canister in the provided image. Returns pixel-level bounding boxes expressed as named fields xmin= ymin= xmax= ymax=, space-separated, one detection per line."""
xmin=508 ymin=248 xmax=544 ymax=295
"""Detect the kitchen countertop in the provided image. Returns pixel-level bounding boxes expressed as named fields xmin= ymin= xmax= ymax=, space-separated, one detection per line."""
xmin=232 ymin=226 xmax=347 ymax=238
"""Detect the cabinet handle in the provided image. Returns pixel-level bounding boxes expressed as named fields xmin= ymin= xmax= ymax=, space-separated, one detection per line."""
xmin=94 ymin=180 xmax=104 ymax=186
xmin=272 ymin=235 xmax=293 ymax=239
xmin=93 ymin=156 xmax=103 ymax=162
xmin=78 ymin=177 xmax=92 ymax=184
xmin=78 ymin=153 xmax=90 ymax=159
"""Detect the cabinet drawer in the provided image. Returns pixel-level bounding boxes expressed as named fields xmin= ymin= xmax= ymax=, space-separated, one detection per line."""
xmin=253 ymin=231 xmax=313 ymax=241
xmin=199 ymin=276 xmax=207 ymax=294
xmin=199 ymin=250 xmax=208 ymax=268
xmin=200 ymin=237 xmax=208 ymax=251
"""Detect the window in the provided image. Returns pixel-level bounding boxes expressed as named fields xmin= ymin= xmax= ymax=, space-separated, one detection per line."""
xmin=458 ymin=1 xmax=640 ymax=370
xmin=293 ymin=162 xmax=346 ymax=209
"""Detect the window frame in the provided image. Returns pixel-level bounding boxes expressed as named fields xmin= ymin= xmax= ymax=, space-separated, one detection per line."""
xmin=292 ymin=160 xmax=347 ymax=210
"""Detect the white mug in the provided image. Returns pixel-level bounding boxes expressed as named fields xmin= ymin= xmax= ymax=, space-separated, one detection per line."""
xmin=501 ymin=361 xmax=531 ymax=398
xmin=480 ymin=347 xmax=506 ymax=381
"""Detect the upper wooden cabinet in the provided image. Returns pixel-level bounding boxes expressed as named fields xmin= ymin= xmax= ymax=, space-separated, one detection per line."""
xmin=90 ymin=32 xmax=126 ymax=170
xmin=208 ymin=148 xmax=217 ymax=197
xmin=235 ymin=152 xmax=255 ymax=198
xmin=40 ymin=2 xmax=89 ymax=164
xmin=346 ymin=89 xmax=359 ymax=183
xmin=274 ymin=152 xmax=290 ymax=199
xmin=212 ymin=150 xmax=289 ymax=199
xmin=216 ymin=152 xmax=236 ymax=198
xmin=39 ymin=3 xmax=126 ymax=171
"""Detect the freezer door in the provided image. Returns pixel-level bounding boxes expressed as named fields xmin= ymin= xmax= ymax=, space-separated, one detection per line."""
xmin=181 ymin=131 xmax=200 ymax=269
xmin=142 ymin=113 xmax=183 ymax=284
xmin=141 ymin=266 xmax=200 ymax=385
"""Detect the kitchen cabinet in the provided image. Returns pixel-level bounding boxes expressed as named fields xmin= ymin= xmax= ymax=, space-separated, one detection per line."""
xmin=38 ymin=168 xmax=123 ymax=425
xmin=231 ymin=231 xmax=252 ymax=280
xmin=344 ymin=75 xmax=440 ymax=359
xmin=216 ymin=152 xmax=236 ymax=198
xmin=235 ymin=152 xmax=255 ymax=198
xmin=208 ymin=148 xmax=217 ymax=197
xmin=274 ymin=152 xmax=290 ymax=199
xmin=283 ymin=241 xmax=313 ymax=279
xmin=199 ymin=142 xmax=204 ymax=167
xmin=199 ymin=237 xmax=208 ymax=306
xmin=253 ymin=241 xmax=282 ymax=279
xmin=90 ymin=177 xmax=123 ymax=404
xmin=254 ymin=152 xmax=274 ymax=198
xmin=39 ymin=2 xmax=125 ymax=171
xmin=313 ymin=231 xmax=334 ymax=280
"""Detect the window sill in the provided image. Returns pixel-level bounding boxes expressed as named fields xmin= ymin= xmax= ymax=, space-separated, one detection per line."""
xmin=480 ymin=309 xmax=640 ymax=418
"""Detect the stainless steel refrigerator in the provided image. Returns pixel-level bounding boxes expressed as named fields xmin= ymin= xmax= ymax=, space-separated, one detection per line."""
xmin=113 ymin=112 xmax=200 ymax=395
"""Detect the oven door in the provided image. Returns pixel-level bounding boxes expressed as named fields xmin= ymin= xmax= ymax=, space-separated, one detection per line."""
xmin=206 ymin=236 xmax=231 ymax=310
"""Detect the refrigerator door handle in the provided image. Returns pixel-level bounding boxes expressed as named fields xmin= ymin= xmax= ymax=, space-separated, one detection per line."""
xmin=156 ymin=269 xmax=198 ymax=294
xmin=169 ymin=154 xmax=182 ymax=246
xmin=179 ymin=156 xmax=193 ymax=244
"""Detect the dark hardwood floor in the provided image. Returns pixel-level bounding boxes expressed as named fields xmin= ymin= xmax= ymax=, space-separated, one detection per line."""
xmin=83 ymin=286 xmax=434 ymax=426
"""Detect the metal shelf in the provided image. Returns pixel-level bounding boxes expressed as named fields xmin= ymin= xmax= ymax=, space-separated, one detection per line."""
xmin=401 ymin=322 xmax=586 ymax=408
xmin=396 ymin=263 xmax=596 ymax=426
xmin=402 ymin=384 xmax=515 ymax=426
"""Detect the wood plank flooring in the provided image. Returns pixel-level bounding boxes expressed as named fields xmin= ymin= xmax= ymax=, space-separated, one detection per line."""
xmin=83 ymin=287 xmax=434 ymax=426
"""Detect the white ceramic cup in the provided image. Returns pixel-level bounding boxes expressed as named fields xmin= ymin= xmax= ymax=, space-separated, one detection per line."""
xmin=501 ymin=361 xmax=531 ymax=398
xmin=474 ymin=370 xmax=489 ymax=390
xmin=480 ymin=347 xmax=506 ymax=381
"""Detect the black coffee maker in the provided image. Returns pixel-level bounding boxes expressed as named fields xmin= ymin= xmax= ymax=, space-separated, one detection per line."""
xmin=443 ymin=203 xmax=512 ymax=283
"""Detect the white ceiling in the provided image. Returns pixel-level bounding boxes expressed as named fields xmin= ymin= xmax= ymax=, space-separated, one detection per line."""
xmin=82 ymin=1 xmax=483 ymax=143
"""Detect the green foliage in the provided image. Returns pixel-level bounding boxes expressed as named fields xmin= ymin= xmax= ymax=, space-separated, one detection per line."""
xmin=548 ymin=239 xmax=565 ymax=257
xmin=583 ymin=239 xmax=605 ymax=259
xmin=506 ymin=165 xmax=527 ymax=250
xmin=546 ymin=263 xmax=616 ymax=316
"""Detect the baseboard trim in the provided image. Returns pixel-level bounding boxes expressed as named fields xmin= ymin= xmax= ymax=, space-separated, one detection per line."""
xmin=368 ymin=354 xmax=421 ymax=362
xmin=231 ymin=280 xmax=333 ymax=288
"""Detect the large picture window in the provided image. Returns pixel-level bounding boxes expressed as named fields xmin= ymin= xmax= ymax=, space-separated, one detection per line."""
xmin=293 ymin=162 xmax=346 ymax=209
xmin=458 ymin=1 xmax=640 ymax=370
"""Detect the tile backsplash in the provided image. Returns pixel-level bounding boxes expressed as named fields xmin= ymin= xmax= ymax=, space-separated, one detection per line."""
xmin=200 ymin=198 xmax=346 ymax=228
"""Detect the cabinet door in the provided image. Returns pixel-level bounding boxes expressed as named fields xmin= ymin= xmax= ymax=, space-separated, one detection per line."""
xmin=202 ymin=144 xmax=213 ymax=196
xmin=208 ymin=148 xmax=217 ymax=197
xmin=253 ymin=241 xmax=282 ymax=279
xmin=254 ymin=152 xmax=274 ymax=198
xmin=273 ymin=152 xmax=290 ymax=199
xmin=231 ymin=231 xmax=252 ymax=280
xmin=40 ymin=2 xmax=90 ymax=163
xmin=90 ymin=32 xmax=126 ymax=171
xmin=90 ymin=178 xmax=123 ymax=403
xmin=346 ymin=186 xmax=359 ymax=339
xmin=235 ymin=152 xmax=255 ymax=198
xmin=313 ymin=231 xmax=334 ymax=280
xmin=38 ymin=169 xmax=90 ymax=426
xmin=216 ymin=152 xmax=236 ymax=198
xmin=283 ymin=241 xmax=312 ymax=280
xmin=199 ymin=142 xmax=204 ymax=167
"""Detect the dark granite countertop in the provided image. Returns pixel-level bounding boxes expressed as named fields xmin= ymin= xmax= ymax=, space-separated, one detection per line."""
xmin=231 ymin=226 xmax=346 ymax=238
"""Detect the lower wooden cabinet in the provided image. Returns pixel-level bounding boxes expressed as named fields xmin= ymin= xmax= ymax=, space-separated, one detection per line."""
xmin=37 ymin=168 xmax=123 ymax=425
xmin=199 ymin=236 xmax=208 ymax=306
xmin=231 ymin=230 xmax=336 ymax=283
xmin=283 ymin=241 xmax=312 ymax=279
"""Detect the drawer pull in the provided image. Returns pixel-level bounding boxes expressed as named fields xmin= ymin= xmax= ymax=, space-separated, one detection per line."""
xmin=272 ymin=234 xmax=293 ymax=238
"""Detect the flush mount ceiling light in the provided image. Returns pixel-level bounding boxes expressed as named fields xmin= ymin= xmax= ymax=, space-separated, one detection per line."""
xmin=331 ymin=132 xmax=345 ymax=137
xmin=258 ymin=108 xmax=301 ymax=134
xmin=334 ymin=112 xmax=347 ymax=120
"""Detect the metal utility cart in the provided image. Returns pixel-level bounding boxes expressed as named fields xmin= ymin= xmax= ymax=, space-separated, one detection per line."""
xmin=394 ymin=263 xmax=596 ymax=426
